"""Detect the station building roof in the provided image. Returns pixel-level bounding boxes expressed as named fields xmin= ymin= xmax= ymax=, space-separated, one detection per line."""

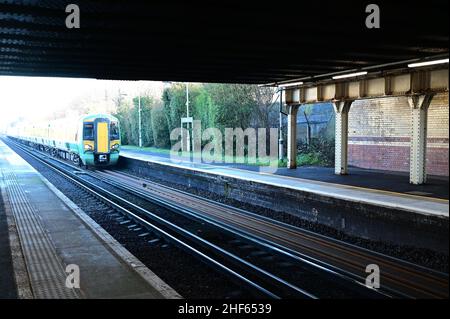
xmin=0 ymin=1 xmax=448 ymax=84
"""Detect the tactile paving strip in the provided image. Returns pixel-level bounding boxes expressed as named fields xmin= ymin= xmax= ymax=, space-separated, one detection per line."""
xmin=2 ymin=170 xmax=79 ymax=299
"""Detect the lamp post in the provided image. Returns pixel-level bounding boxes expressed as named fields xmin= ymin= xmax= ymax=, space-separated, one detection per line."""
xmin=186 ymin=82 xmax=189 ymax=118
xmin=278 ymin=89 xmax=284 ymax=160
xmin=184 ymin=83 xmax=191 ymax=152
xmin=117 ymin=89 xmax=127 ymax=106
xmin=138 ymin=94 xmax=142 ymax=148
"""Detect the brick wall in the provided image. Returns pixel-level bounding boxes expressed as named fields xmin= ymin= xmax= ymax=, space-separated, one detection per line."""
xmin=348 ymin=93 xmax=449 ymax=177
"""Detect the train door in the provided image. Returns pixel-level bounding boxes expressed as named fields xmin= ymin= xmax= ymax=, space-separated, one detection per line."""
xmin=94 ymin=118 xmax=110 ymax=163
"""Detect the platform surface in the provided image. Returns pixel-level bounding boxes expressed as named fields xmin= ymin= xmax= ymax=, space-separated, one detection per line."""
xmin=121 ymin=149 xmax=449 ymax=218
xmin=0 ymin=140 xmax=174 ymax=299
xmin=0 ymin=188 xmax=16 ymax=298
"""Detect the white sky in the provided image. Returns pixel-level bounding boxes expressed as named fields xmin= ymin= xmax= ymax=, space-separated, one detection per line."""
xmin=0 ymin=76 xmax=165 ymax=129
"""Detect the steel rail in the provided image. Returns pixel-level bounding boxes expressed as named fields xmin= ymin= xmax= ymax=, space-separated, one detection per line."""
xmin=6 ymin=138 xmax=318 ymax=299
xmin=94 ymin=169 xmax=448 ymax=299
xmin=9 ymin=137 xmax=448 ymax=298
xmin=91 ymin=169 xmax=387 ymax=298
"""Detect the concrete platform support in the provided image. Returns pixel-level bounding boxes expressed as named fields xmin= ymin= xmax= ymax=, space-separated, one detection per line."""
xmin=408 ymin=94 xmax=433 ymax=185
xmin=287 ymin=105 xmax=299 ymax=169
xmin=333 ymin=101 xmax=353 ymax=175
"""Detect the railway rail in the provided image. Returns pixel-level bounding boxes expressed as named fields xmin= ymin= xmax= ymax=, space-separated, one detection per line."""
xmin=94 ymin=171 xmax=449 ymax=299
xmin=5 ymin=137 xmax=448 ymax=299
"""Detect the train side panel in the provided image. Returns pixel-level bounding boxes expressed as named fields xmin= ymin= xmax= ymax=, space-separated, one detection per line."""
xmin=8 ymin=113 xmax=120 ymax=167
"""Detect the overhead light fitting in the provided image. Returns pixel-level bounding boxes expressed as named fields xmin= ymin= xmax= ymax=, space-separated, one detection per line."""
xmin=408 ymin=58 xmax=449 ymax=68
xmin=332 ymin=71 xmax=368 ymax=80
xmin=278 ymin=81 xmax=304 ymax=88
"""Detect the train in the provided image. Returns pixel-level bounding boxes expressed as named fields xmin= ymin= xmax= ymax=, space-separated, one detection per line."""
xmin=8 ymin=113 xmax=121 ymax=167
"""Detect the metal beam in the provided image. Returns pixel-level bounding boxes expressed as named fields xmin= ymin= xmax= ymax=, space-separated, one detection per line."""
xmin=287 ymin=106 xmax=299 ymax=169
xmin=333 ymin=101 xmax=353 ymax=175
xmin=285 ymin=68 xmax=448 ymax=105
xmin=408 ymin=94 xmax=434 ymax=185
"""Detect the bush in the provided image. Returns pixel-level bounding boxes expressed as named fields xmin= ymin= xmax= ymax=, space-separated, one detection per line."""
xmin=297 ymin=152 xmax=322 ymax=166
xmin=277 ymin=137 xmax=335 ymax=168
xmin=297 ymin=137 xmax=335 ymax=167
xmin=151 ymin=104 xmax=171 ymax=148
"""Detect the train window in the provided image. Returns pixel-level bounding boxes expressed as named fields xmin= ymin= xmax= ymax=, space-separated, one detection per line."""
xmin=83 ymin=123 xmax=94 ymax=140
xmin=110 ymin=122 xmax=120 ymax=140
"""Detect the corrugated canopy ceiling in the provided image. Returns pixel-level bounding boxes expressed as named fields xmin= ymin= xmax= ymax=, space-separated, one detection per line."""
xmin=0 ymin=0 xmax=448 ymax=84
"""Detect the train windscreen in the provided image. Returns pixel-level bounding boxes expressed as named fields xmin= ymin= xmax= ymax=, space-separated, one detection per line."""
xmin=83 ymin=123 xmax=94 ymax=140
xmin=110 ymin=122 xmax=120 ymax=140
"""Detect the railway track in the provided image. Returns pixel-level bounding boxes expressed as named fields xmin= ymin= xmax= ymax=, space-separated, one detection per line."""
xmin=6 ymin=137 xmax=448 ymax=298
xmin=94 ymin=170 xmax=449 ymax=299
xmin=5 ymin=138 xmax=382 ymax=299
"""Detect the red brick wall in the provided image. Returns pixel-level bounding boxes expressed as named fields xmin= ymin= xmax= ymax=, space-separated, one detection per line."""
xmin=348 ymin=144 xmax=410 ymax=172
xmin=348 ymin=93 xmax=449 ymax=177
xmin=426 ymin=147 xmax=449 ymax=176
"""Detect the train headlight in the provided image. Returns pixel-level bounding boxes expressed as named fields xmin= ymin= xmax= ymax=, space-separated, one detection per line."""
xmin=84 ymin=144 xmax=93 ymax=151
xmin=111 ymin=143 xmax=120 ymax=150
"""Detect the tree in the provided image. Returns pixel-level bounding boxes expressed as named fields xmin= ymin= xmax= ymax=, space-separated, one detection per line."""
xmin=191 ymin=85 xmax=215 ymax=131
xmin=253 ymin=86 xmax=278 ymax=130
xmin=113 ymin=100 xmax=132 ymax=145
xmin=112 ymin=91 xmax=131 ymax=144
xmin=131 ymin=95 xmax=154 ymax=146
xmin=162 ymin=83 xmax=187 ymax=136
xmin=151 ymin=102 xmax=171 ymax=148
xmin=115 ymin=82 xmax=278 ymax=151
xmin=204 ymin=83 xmax=256 ymax=131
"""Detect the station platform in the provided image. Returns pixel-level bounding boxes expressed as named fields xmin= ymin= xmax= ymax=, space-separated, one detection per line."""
xmin=0 ymin=140 xmax=179 ymax=299
xmin=120 ymin=149 xmax=448 ymax=218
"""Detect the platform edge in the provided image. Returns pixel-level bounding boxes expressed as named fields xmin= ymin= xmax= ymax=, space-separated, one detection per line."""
xmin=0 ymin=182 xmax=34 ymax=299
xmin=38 ymin=173 xmax=183 ymax=299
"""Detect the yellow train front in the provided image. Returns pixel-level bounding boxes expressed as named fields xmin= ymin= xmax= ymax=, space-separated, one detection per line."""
xmin=78 ymin=114 xmax=121 ymax=167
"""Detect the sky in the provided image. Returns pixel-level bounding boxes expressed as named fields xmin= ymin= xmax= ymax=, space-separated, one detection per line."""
xmin=0 ymin=76 xmax=165 ymax=130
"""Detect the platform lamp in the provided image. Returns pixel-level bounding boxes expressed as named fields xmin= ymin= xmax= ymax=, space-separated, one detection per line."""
xmin=117 ymin=90 xmax=127 ymax=105
xmin=138 ymin=93 xmax=142 ymax=148
xmin=134 ymin=83 xmax=144 ymax=149
xmin=278 ymin=88 xmax=284 ymax=161
xmin=179 ymin=82 xmax=193 ymax=154
xmin=185 ymin=82 xmax=191 ymax=153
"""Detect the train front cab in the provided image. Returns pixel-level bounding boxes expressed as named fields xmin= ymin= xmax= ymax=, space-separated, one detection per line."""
xmin=81 ymin=117 xmax=120 ymax=166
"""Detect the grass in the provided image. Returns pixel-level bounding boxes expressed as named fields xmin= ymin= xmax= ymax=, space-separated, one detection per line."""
xmin=121 ymin=145 xmax=172 ymax=155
